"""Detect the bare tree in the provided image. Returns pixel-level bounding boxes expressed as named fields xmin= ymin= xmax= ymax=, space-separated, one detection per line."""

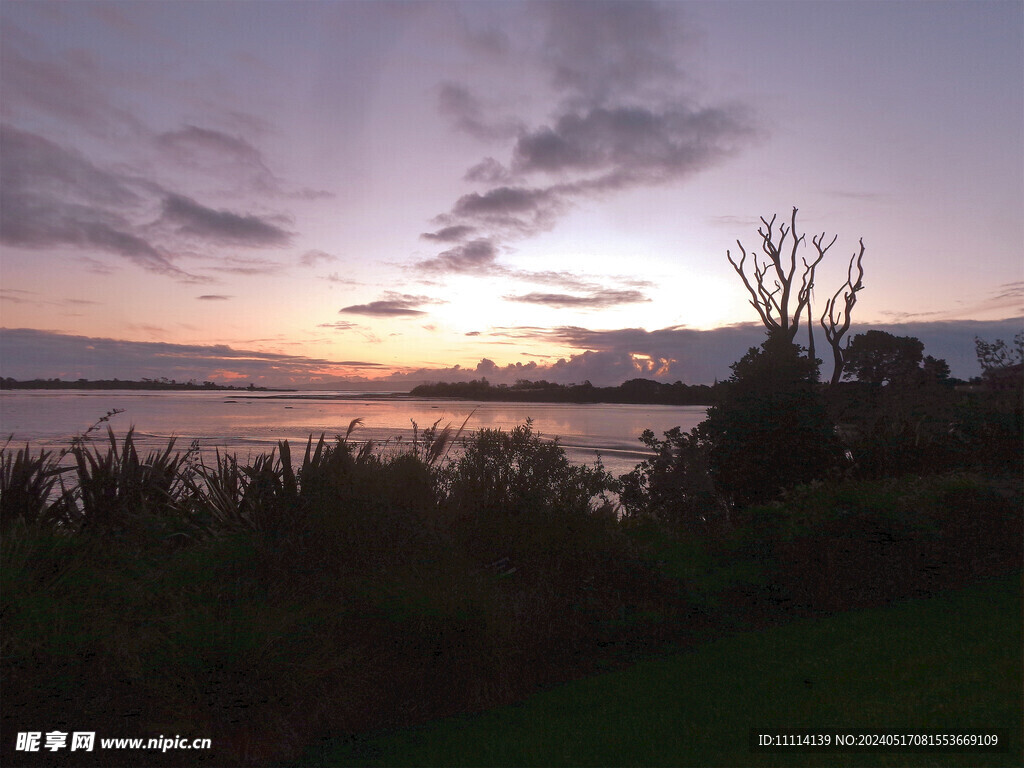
xmin=727 ymin=207 xmax=864 ymax=384
xmin=821 ymin=240 xmax=866 ymax=385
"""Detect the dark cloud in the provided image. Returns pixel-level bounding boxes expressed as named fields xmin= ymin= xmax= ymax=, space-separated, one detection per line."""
xmin=0 ymin=125 xmax=307 ymax=281
xmin=538 ymin=0 xmax=690 ymax=105
xmin=472 ymin=317 xmax=1024 ymax=385
xmin=463 ymin=157 xmax=510 ymax=184
xmin=437 ymin=186 xmax=565 ymax=238
xmin=339 ymin=292 xmax=444 ymax=317
xmin=420 ymin=225 xmax=476 ymax=243
xmin=511 ymin=104 xmax=752 ymax=185
xmin=418 ymin=238 xmax=499 ymax=274
xmin=453 ymin=186 xmax=554 ymax=219
xmin=0 ymin=328 xmax=385 ymax=386
xmin=197 ymin=294 xmax=232 ymax=301
xmin=504 ymin=289 xmax=649 ymax=309
xmin=339 ymin=302 xmax=425 ymax=317
xmin=161 ymin=194 xmax=291 ymax=247
xmin=0 ymin=126 xmax=186 ymax=276
xmin=419 ymin=2 xmax=755 ymax=279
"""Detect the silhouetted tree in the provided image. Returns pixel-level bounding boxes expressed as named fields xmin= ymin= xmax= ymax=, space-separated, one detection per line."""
xmin=727 ymin=207 xmax=864 ymax=383
xmin=821 ymin=240 xmax=865 ymax=385
xmin=695 ymin=334 xmax=844 ymax=507
xmin=843 ymin=330 xmax=924 ymax=385
xmin=975 ymin=333 xmax=1023 ymax=375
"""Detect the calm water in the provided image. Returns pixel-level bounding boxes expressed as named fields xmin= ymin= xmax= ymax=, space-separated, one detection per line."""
xmin=0 ymin=390 xmax=708 ymax=477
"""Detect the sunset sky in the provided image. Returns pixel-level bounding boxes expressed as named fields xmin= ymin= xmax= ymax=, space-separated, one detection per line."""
xmin=1 ymin=0 xmax=1021 ymax=387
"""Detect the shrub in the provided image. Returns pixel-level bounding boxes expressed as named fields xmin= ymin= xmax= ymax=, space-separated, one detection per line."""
xmin=619 ymin=427 xmax=729 ymax=536
xmin=696 ymin=335 xmax=845 ymax=506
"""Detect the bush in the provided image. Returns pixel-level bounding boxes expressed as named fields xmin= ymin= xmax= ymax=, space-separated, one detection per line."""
xmin=619 ymin=427 xmax=728 ymax=536
xmin=696 ymin=335 xmax=845 ymax=506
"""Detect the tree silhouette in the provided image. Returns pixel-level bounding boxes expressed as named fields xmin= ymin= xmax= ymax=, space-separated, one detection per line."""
xmin=727 ymin=207 xmax=864 ymax=383
xmin=843 ymin=330 xmax=924 ymax=386
xmin=695 ymin=334 xmax=844 ymax=506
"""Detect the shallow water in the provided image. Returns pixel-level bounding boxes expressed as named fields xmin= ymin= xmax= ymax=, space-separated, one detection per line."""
xmin=0 ymin=390 xmax=708 ymax=478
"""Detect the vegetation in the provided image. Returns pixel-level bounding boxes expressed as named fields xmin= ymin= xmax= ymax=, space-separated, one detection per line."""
xmin=2 ymin=394 xmax=1019 ymax=766
xmin=0 ymin=377 xmax=277 ymax=391
xmin=410 ymin=377 xmax=715 ymax=404
xmin=725 ymin=207 xmax=865 ymax=384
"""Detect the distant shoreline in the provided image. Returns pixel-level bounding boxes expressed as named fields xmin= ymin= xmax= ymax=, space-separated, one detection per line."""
xmin=0 ymin=378 xmax=290 ymax=392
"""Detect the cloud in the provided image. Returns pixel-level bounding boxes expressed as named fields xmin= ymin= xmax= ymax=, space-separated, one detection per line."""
xmin=450 ymin=186 xmax=562 ymax=233
xmin=417 ymin=238 xmax=499 ymax=274
xmin=1 ymin=40 xmax=144 ymax=138
xmin=0 ymin=290 xmax=102 ymax=309
xmin=207 ymin=257 xmax=284 ymax=276
xmin=540 ymin=4 xmax=693 ymax=101
xmin=157 ymin=125 xmax=268 ymax=171
xmin=299 ymin=249 xmax=338 ymax=266
xmin=0 ymin=126 xmax=188 ymax=276
xmin=161 ymin=194 xmax=292 ymax=246
xmin=0 ymin=289 xmax=34 ymax=304
xmin=0 ymin=327 xmax=386 ymax=386
xmin=339 ymin=292 xmax=444 ymax=317
xmin=0 ymin=125 xmax=305 ymax=281
xmin=510 ymin=104 xmax=752 ymax=186
xmin=437 ymin=82 xmax=521 ymax=141
xmin=318 ymin=321 xmax=359 ymax=331
xmin=76 ymin=256 xmax=117 ymax=275
xmin=155 ymin=124 xmax=333 ymax=200
xmin=323 ymin=273 xmax=361 ymax=286
xmin=419 ymin=2 xmax=755 ymax=279
xmin=468 ymin=317 xmax=1024 ymax=385
xmin=504 ymin=289 xmax=650 ymax=309
xmin=197 ymin=294 xmax=232 ymax=301
xmin=993 ymin=281 xmax=1024 ymax=301
xmin=420 ymin=225 xmax=476 ymax=242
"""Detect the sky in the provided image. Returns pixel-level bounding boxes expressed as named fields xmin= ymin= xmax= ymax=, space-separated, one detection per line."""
xmin=1 ymin=0 xmax=1021 ymax=388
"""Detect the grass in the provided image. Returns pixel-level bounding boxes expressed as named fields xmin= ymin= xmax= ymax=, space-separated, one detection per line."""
xmin=311 ymin=572 xmax=1022 ymax=767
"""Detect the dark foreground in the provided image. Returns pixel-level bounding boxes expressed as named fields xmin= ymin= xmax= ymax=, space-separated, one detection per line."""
xmin=2 ymin=415 xmax=1021 ymax=767
xmin=315 ymin=572 xmax=1023 ymax=767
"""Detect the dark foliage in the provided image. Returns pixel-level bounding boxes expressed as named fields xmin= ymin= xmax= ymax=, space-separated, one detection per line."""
xmin=695 ymin=334 xmax=845 ymax=506
xmin=619 ymin=427 xmax=728 ymax=536
xmin=0 ymin=377 xmax=274 ymax=391
xmin=410 ymin=377 xmax=715 ymax=405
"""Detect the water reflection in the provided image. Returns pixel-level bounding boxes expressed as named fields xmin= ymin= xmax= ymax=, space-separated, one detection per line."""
xmin=0 ymin=390 xmax=709 ymax=478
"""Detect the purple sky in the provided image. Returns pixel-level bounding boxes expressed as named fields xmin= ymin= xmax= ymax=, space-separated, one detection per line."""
xmin=1 ymin=0 xmax=1021 ymax=387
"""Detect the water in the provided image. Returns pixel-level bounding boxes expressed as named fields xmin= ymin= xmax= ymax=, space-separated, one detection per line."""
xmin=0 ymin=390 xmax=709 ymax=478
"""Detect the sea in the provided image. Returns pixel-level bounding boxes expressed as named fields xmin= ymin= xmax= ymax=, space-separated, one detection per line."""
xmin=0 ymin=390 xmax=710 ymax=479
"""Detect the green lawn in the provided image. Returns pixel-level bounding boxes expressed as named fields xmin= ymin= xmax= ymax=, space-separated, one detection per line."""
xmin=310 ymin=572 xmax=1022 ymax=767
